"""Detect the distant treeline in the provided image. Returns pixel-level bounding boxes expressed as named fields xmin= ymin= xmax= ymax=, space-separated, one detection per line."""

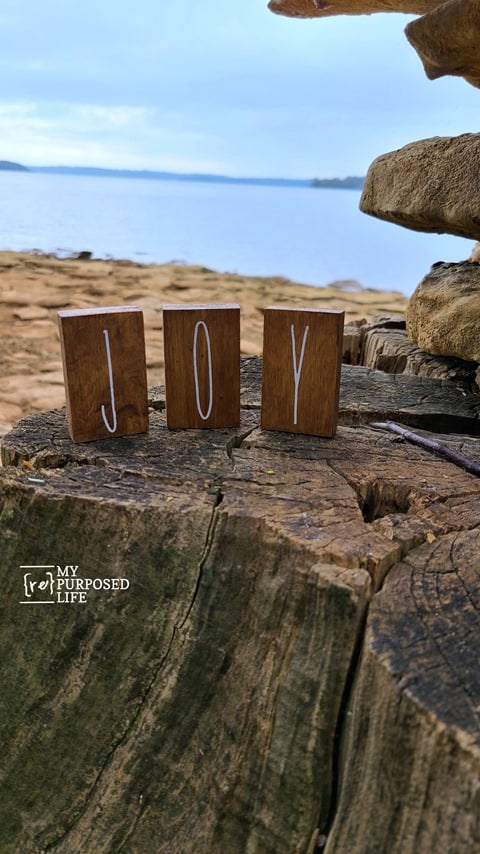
xmin=0 ymin=161 xmax=28 ymax=172
xmin=311 ymin=176 xmax=364 ymax=190
xmin=28 ymin=166 xmax=311 ymax=189
xmin=0 ymin=160 xmax=365 ymax=190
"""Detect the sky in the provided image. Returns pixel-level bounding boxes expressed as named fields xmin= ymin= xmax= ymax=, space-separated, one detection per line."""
xmin=0 ymin=0 xmax=479 ymax=179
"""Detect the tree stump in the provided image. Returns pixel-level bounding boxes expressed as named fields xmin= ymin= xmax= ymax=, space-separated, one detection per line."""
xmin=1 ymin=358 xmax=480 ymax=852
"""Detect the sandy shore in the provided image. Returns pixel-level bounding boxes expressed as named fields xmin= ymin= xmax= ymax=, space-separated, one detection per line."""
xmin=0 ymin=251 xmax=408 ymax=437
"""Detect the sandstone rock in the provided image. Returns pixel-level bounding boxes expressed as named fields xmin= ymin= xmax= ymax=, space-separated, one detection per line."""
xmin=341 ymin=316 xmax=478 ymax=387
xmin=13 ymin=306 xmax=49 ymax=320
xmin=360 ymin=134 xmax=480 ymax=240
xmin=342 ymin=319 xmax=365 ymax=365
xmin=268 ymin=0 xmax=445 ymax=19
xmin=345 ymin=314 xmax=407 ymax=365
xmin=362 ymin=325 xmax=478 ymax=385
xmin=406 ymin=261 xmax=480 ymax=363
xmin=405 ymin=0 xmax=480 ymax=89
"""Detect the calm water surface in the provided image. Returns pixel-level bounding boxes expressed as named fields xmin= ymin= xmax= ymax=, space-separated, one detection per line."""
xmin=0 ymin=171 xmax=473 ymax=296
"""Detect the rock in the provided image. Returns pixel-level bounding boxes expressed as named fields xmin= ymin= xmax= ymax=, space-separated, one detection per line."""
xmin=74 ymin=250 xmax=93 ymax=260
xmin=360 ymin=134 xmax=480 ymax=240
xmin=343 ymin=314 xmax=407 ymax=367
xmin=362 ymin=325 xmax=478 ymax=385
xmin=406 ymin=261 xmax=480 ymax=363
xmin=405 ymin=0 xmax=480 ymax=89
xmin=341 ymin=316 xmax=478 ymax=387
xmin=342 ymin=319 xmax=365 ymax=365
xmin=268 ymin=0 xmax=445 ymax=19
xmin=12 ymin=306 xmax=49 ymax=320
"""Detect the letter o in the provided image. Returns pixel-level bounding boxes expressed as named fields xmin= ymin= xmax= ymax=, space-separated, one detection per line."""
xmin=193 ymin=321 xmax=213 ymax=420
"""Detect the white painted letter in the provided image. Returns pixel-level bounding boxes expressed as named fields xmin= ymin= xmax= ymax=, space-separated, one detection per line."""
xmin=193 ymin=321 xmax=213 ymax=420
xmin=101 ymin=329 xmax=118 ymax=433
xmin=291 ymin=324 xmax=309 ymax=426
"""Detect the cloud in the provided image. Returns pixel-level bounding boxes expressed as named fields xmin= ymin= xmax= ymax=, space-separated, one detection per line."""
xmin=0 ymin=100 xmax=227 ymax=172
xmin=0 ymin=2 xmax=478 ymax=177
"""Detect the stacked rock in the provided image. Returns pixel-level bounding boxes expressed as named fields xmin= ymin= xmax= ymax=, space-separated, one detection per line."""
xmin=268 ymin=0 xmax=445 ymax=18
xmin=405 ymin=0 xmax=480 ymax=88
xmin=269 ymin=0 xmax=480 ymax=380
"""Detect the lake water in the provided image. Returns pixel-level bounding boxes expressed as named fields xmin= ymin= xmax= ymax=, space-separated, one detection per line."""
xmin=0 ymin=170 xmax=474 ymax=296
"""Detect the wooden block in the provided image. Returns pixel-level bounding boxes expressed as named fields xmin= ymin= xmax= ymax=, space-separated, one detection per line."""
xmin=163 ymin=304 xmax=240 ymax=429
xmin=58 ymin=306 xmax=149 ymax=443
xmin=261 ymin=307 xmax=344 ymax=437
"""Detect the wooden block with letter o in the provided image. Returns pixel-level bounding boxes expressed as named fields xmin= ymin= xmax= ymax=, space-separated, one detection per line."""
xmin=58 ymin=306 xmax=149 ymax=443
xmin=163 ymin=303 xmax=240 ymax=429
xmin=261 ymin=306 xmax=344 ymax=437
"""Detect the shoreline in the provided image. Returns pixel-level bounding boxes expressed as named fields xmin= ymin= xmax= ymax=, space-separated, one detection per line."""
xmin=0 ymin=251 xmax=409 ymax=436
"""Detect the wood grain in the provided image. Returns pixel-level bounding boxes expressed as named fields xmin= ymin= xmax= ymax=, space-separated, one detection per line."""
xmin=326 ymin=530 xmax=480 ymax=854
xmin=261 ymin=307 xmax=344 ymax=436
xmin=58 ymin=306 xmax=148 ymax=443
xmin=2 ymin=357 xmax=480 ymax=851
xmin=163 ymin=303 xmax=240 ymax=429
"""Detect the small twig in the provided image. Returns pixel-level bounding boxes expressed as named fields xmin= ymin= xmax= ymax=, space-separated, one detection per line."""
xmin=370 ymin=420 xmax=480 ymax=478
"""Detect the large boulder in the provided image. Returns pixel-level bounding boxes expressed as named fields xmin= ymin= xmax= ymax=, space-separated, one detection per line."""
xmin=360 ymin=134 xmax=480 ymax=240
xmin=268 ymin=0 xmax=446 ymax=17
xmin=405 ymin=0 xmax=480 ymax=89
xmin=406 ymin=261 xmax=480 ymax=363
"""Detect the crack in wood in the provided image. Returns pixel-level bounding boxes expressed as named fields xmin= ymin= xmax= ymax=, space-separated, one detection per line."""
xmin=41 ymin=504 xmax=219 ymax=853
xmin=179 ymin=503 xmax=220 ymax=631
xmin=225 ymin=426 xmax=256 ymax=461
xmin=319 ymin=591 xmax=370 ymax=846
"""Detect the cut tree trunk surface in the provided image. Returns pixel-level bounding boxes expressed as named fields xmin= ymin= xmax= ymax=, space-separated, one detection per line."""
xmin=1 ymin=357 xmax=480 ymax=853
xmin=182 ymin=357 xmax=480 ymax=433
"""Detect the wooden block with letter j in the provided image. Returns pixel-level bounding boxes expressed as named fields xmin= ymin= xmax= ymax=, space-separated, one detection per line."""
xmin=58 ymin=306 xmax=149 ymax=443
xmin=163 ymin=303 xmax=240 ymax=428
xmin=261 ymin=307 xmax=344 ymax=437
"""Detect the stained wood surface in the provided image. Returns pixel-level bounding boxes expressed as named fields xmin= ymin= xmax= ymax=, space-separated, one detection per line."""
xmin=163 ymin=303 xmax=240 ymax=429
xmin=261 ymin=307 xmax=344 ymax=436
xmin=1 ymin=357 xmax=480 ymax=852
xmin=58 ymin=306 xmax=148 ymax=442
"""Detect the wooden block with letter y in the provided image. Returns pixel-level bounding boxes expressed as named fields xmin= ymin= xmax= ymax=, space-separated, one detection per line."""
xmin=58 ymin=306 xmax=149 ymax=443
xmin=163 ymin=303 xmax=240 ymax=429
xmin=261 ymin=306 xmax=344 ymax=437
